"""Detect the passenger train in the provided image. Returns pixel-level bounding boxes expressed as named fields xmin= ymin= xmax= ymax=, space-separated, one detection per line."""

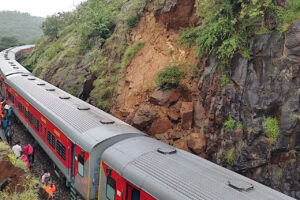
xmin=0 ymin=46 xmax=295 ymax=200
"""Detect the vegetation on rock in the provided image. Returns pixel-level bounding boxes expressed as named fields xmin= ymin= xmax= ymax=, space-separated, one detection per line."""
xmin=155 ymin=66 xmax=185 ymax=90
xmin=263 ymin=117 xmax=280 ymax=141
xmin=224 ymin=115 xmax=236 ymax=132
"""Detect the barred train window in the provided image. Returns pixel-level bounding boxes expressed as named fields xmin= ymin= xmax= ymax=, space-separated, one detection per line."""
xmin=47 ymin=131 xmax=55 ymax=149
xmin=28 ymin=112 xmax=33 ymax=124
xmin=8 ymin=92 xmax=14 ymax=103
xmin=33 ymin=117 xmax=39 ymax=131
xmin=56 ymin=140 xmax=66 ymax=160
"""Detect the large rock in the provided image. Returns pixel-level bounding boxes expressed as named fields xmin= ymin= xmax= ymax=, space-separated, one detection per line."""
xmin=149 ymin=117 xmax=172 ymax=135
xmin=150 ymin=88 xmax=182 ymax=106
xmin=150 ymin=89 xmax=169 ymax=105
xmin=187 ymin=133 xmax=206 ymax=154
xmin=180 ymin=102 xmax=193 ymax=130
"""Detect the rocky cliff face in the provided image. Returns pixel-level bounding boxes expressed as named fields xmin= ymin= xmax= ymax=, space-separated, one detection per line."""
xmin=196 ymin=20 xmax=300 ymax=198
xmin=115 ymin=3 xmax=299 ymax=197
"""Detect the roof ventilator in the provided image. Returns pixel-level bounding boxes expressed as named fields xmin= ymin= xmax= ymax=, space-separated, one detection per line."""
xmin=228 ymin=179 xmax=254 ymax=192
xmin=11 ymin=64 xmax=16 ymax=66
xmin=77 ymin=106 xmax=90 ymax=110
xmin=13 ymin=67 xmax=19 ymax=69
xmin=37 ymin=83 xmax=46 ymax=86
xmin=28 ymin=78 xmax=36 ymax=80
xmin=157 ymin=147 xmax=177 ymax=155
xmin=21 ymin=74 xmax=29 ymax=77
xmin=100 ymin=120 xmax=115 ymax=124
xmin=46 ymin=88 xmax=55 ymax=91
xmin=59 ymin=96 xmax=70 ymax=100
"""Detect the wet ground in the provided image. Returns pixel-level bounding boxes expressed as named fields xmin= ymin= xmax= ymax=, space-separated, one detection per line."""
xmin=1 ymin=118 xmax=71 ymax=200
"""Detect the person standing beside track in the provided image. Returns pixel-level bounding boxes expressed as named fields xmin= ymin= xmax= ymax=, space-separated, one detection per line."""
xmin=1 ymin=110 xmax=8 ymax=139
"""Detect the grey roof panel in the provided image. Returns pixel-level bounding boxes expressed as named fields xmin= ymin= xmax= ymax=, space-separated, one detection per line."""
xmin=6 ymin=74 xmax=144 ymax=152
xmin=102 ymin=137 xmax=295 ymax=200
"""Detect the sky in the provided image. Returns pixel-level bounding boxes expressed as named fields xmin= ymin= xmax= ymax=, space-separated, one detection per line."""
xmin=0 ymin=0 xmax=87 ymax=17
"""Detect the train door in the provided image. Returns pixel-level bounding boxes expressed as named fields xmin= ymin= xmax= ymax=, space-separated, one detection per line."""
xmin=71 ymin=143 xmax=75 ymax=178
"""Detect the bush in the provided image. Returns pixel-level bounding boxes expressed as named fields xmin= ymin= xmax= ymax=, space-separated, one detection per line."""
xmin=180 ymin=0 xmax=277 ymax=59
xmin=263 ymin=117 xmax=279 ymax=141
xmin=155 ymin=66 xmax=184 ymax=90
xmin=224 ymin=115 xmax=235 ymax=131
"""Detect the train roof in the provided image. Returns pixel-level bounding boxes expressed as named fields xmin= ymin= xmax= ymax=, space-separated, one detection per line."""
xmin=6 ymin=73 xmax=144 ymax=152
xmin=102 ymin=136 xmax=295 ymax=200
xmin=9 ymin=45 xmax=35 ymax=54
xmin=0 ymin=49 xmax=31 ymax=77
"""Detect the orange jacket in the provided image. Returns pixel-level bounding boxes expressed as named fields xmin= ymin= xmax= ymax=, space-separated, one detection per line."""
xmin=43 ymin=184 xmax=56 ymax=198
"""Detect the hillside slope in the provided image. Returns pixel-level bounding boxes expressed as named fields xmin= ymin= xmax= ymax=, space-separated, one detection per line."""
xmin=0 ymin=11 xmax=44 ymax=43
xmin=24 ymin=0 xmax=300 ymax=198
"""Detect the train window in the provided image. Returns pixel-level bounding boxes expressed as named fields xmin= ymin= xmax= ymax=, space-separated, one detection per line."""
xmin=7 ymin=92 xmax=14 ymax=103
xmin=131 ymin=188 xmax=140 ymax=200
xmin=33 ymin=117 xmax=39 ymax=131
xmin=106 ymin=176 xmax=116 ymax=200
xmin=47 ymin=131 xmax=55 ymax=149
xmin=78 ymin=154 xmax=84 ymax=177
xmin=18 ymin=103 xmax=22 ymax=111
xmin=56 ymin=140 xmax=66 ymax=160
xmin=28 ymin=112 xmax=33 ymax=124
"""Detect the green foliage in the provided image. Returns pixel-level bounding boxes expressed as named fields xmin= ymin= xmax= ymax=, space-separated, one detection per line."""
xmin=122 ymin=41 xmax=145 ymax=68
xmin=277 ymin=0 xmax=300 ymax=32
xmin=263 ymin=117 xmax=280 ymax=141
xmin=180 ymin=0 xmax=276 ymax=59
xmin=155 ymin=66 xmax=185 ymax=90
xmin=126 ymin=14 xmax=140 ymax=28
xmin=0 ymin=142 xmax=10 ymax=151
xmin=0 ymin=11 xmax=44 ymax=43
xmin=8 ymin=153 xmax=27 ymax=170
xmin=0 ymin=36 xmax=22 ymax=51
xmin=225 ymin=147 xmax=235 ymax=168
xmin=224 ymin=115 xmax=236 ymax=132
xmin=220 ymin=74 xmax=230 ymax=87
xmin=77 ymin=0 xmax=117 ymax=53
xmin=237 ymin=122 xmax=243 ymax=130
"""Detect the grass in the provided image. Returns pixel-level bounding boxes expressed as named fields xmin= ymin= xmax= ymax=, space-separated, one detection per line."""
xmin=263 ymin=117 xmax=280 ymax=142
xmin=278 ymin=0 xmax=300 ymax=33
xmin=224 ymin=115 xmax=236 ymax=132
xmin=122 ymin=41 xmax=146 ymax=68
xmin=225 ymin=147 xmax=235 ymax=168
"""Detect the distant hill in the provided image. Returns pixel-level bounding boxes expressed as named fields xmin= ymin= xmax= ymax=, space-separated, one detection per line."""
xmin=0 ymin=11 xmax=44 ymax=44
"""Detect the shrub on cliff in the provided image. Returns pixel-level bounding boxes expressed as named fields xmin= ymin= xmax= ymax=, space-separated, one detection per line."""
xmin=263 ymin=117 xmax=279 ymax=141
xmin=155 ymin=66 xmax=184 ymax=90
xmin=224 ymin=115 xmax=236 ymax=132
xmin=180 ymin=0 xmax=277 ymax=60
